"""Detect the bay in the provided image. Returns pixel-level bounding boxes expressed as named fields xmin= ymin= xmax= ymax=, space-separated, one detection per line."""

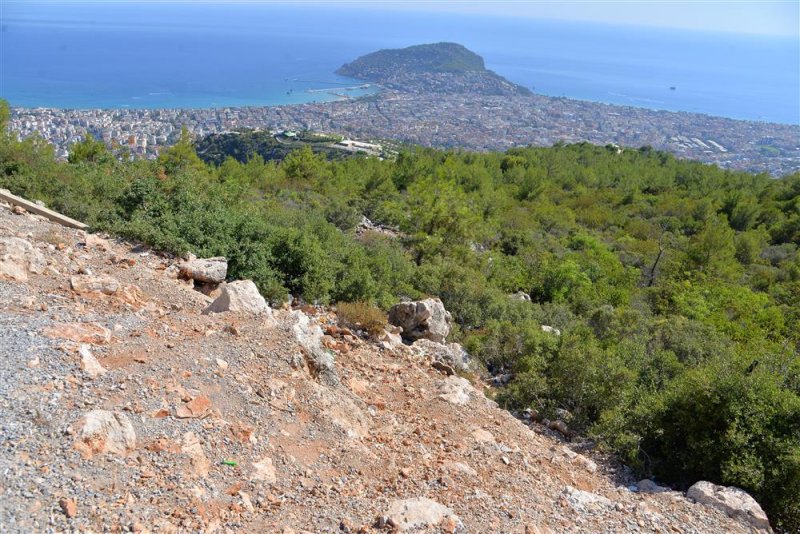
xmin=2 ymin=2 xmax=798 ymax=125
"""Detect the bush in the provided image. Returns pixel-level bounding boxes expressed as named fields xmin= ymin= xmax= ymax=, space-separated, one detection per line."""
xmin=335 ymin=301 xmax=388 ymax=337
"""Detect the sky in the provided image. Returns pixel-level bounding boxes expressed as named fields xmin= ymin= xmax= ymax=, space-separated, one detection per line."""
xmin=5 ymin=1 xmax=799 ymax=37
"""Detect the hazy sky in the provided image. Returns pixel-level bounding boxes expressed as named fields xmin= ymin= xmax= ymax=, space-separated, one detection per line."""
xmin=7 ymin=1 xmax=800 ymax=37
xmin=386 ymin=1 xmax=800 ymax=37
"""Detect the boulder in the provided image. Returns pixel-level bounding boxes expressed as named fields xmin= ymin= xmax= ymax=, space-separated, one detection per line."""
xmin=70 ymin=275 xmax=121 ymax=295
xmin=78 ymin=344 xmax=107 ymax=379
xmin=388 ymin=298 xmax=451 ymax=343
xmin=289 ymin=310 xmax=339 ymax=386
xmin=377 ymin=325 xmax=403 ymax=350
xmin=437 ymin=375 xmax=473 ymax=405
xmin=44 ymin=322 xmax=112 ymax=345
xmin=74 ymin=410 xmax=136 ymax=457
xmin=0 ymin=237 xmax=46 ymax=282
xmin=181 ymin=432 xmax=210 ymax=477
xmin=563 ymin=485 xmax=612 ymax=512
xmin=383 ymin=497 xmax=462 ymax=531
xmin=179 ymin=256 xmax=227 ymax=284
xmin=541 ymin=325 xmax=561 ymax=336
xmin=203 ymin=280 xmax=274 ymax=317
xmin=413 ymin=339 xmax=472 ymax=374
xmin=637 ymin=479 xmax=669 ymax=493
xmin=686 ymin=481 xmax=771 ymax=531
xmin=70 ymin=275 xmax=143 ymax=305
xmin=250 ymin=456 xmax=277 ymax=484
xmin=511 ymin=291 xmax=531 ymax=302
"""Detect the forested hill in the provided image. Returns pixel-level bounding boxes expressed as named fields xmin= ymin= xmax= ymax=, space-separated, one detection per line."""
xmin=1 ymin=103 xmax=799 ymax=530
xmin=337 ymin=42 xmax=532 ymax=96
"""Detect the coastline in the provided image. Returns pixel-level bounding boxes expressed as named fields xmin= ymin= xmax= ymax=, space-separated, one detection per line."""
xmin=7 ymin=74 xmax=796 ymax=128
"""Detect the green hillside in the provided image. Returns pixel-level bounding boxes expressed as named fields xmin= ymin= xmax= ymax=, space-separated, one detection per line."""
xmin=1 ymin=99 xmax=798 ymax=531
xmin=337 ymin=42 xmax=532 ymax=96
xmin=338 ymin=42 xmax=487 ymax=75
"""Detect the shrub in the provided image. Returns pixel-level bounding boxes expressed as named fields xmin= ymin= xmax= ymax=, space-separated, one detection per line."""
xmin=335 ymin=301 xmax=388 ymax=337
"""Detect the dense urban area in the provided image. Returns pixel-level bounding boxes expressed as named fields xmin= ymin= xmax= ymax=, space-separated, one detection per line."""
xmin=9 ymin=88 xmax=799 ymax=176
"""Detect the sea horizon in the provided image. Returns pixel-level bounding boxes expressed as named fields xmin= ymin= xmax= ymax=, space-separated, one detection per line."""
xmin=2 ymin=3 xmax=799 ymax=125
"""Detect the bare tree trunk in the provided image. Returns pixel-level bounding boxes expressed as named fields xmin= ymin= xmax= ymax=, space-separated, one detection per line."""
xmin=647 ymin=228 xmax=668 ymax=287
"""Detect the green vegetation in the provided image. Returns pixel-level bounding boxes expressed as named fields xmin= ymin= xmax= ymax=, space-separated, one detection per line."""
xmin=2 ymin=99 xmax=798 ymax=530
xmin=293 ymin=131 xmax=344 ymax=144
xmin=335 ymin=301 xmax=388 ymax=337
xmin=338 ymin=42 xmax=487 ymax=75
xmin=195 ymin=129 xmax=350 ymax=166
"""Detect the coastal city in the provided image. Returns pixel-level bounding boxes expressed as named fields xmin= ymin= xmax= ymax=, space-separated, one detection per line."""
xmin=8 ymin=89 xmax=800 ymax=176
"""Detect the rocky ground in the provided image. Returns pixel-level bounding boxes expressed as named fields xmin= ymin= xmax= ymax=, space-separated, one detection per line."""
xmin=0 ymin=199 xmax=770 ymax=533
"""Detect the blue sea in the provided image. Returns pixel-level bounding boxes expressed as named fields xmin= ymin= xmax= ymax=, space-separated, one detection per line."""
xmin=2 ymin=2 xmax=798 ymax=125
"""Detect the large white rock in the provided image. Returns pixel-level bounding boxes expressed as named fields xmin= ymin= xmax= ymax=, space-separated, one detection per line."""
xmin=179 ymin=256 xmax=227 ymax=284
xmin=637 ymin=479 xmax=669 ymax=493
xmin=687 ymin=481 xmax=771 ymax=531
xmin=74 ymin=410 xmax=136 ymax=457
xmin=541 ymin=325 xmax=561 ymax=336
xmin=288 ymin=310 xmax=339 ymax=386
xmin=563 ymin=485 xmax=613 ymax=512
xmin=70 ymin=275 xmax=144 ymax=305
xmin=0 ymin=237 xmax=46 ymax=282
xmin=377 ymin=325 xmax=403 ymax=350
xmin=250 ymin=456 xmax=277 ymax=484
xmin=204 ymin=280 xmax=273 ymax=317
xmin=413 ymin=339 xmax=473 ymax=374
xmin=437 ymin=375 xmax=473 ymax=405
xmin=388 ymin=298 xmax=451 ymax=343
xmin=79 ymin=344 xmax=107 ymax=379
xmin=70 ymin=275 xmax=121 ymax=295
xmin=385 ymin=497 xmax=462 ymax=531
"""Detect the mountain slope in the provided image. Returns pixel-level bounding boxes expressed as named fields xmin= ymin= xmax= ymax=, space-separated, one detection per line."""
xmin=0 ymin=193 xmax=767 ymax=532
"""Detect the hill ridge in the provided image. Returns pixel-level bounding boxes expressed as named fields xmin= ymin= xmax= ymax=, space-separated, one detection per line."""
xmin=337 ymin=42 xmax=532 ymax=96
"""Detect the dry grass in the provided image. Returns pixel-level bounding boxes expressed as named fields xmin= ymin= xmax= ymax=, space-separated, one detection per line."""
xmin=335 ymin=301 xmax=388 ymax=337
